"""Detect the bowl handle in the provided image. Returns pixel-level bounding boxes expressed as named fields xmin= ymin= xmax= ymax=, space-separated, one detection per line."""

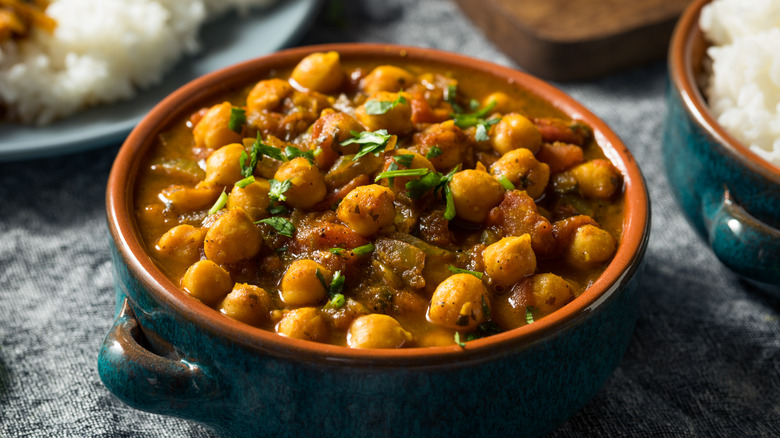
xmin=97 ymin=297 xmax=220 ymax=417
xmin=703 ymin=188 xmax=780 ymax=286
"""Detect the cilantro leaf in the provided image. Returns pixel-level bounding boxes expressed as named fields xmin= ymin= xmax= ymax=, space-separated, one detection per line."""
xmin=374 ymin=167 xmax=429 ymax=182
xmin=284 ymin=145 xmax=317 ymax=165
xmin=228 ymin=107 xmax=246 ymax=133
xmin=257 ymin=217 xmax=295 ymax=237
xmin=268 ymin=178 xmax=292 ymax=203
xmin=454 ymin=331 xmax=466 ymax=348
xmin=425 ymin=146 xmax=443 ymax=159
xmin=340 ymin=130 xmax=393 ymax=161
xmin=497 ymin=174 xmax=515 ymax=191
xmin=329 ymin=247 xmax=346 ymax=255
xmin=474 ymin=118 xmax=500 ymax=141
xmin=444 ymin=84 xmax=464 ymax=114
xmin=365 ymin=94 xmax=407 ymax=115
xmin=448 ymin=265 xmax=483 ymax=279
xmin=350 ymin=242 xmax=375 ymax=255
xmin=207 ymin=189 xmax=228 ymax=215
xmin=452 ymin=100 xmax=498 ymax=129
xmin=393 ymin=153 xmax=415 ymax=168
xmin=235 ymin=175 xmax=255 ymax=189
xmin=525 ymin=306 xmax=536 ymax=324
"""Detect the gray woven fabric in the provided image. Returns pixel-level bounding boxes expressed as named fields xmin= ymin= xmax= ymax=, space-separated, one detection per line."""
xmin=1 ymin=0 xmax=778 ymax=436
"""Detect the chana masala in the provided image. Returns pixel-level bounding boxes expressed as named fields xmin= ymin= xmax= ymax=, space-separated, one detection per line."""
xmin=134 ymin=51 xmax=624 ymax=348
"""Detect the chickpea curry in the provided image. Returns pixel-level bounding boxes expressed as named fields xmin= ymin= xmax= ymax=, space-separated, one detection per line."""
xmin=135 ymin=51 xmax=624 ymax=349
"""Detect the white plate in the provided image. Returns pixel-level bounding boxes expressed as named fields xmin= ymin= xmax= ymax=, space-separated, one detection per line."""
xmin=0 ymin=0 xmax=321 ymax=162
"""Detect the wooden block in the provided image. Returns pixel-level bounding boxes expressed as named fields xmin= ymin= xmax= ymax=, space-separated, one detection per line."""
xmin=454 ymin=0 xmax=692 ymax=81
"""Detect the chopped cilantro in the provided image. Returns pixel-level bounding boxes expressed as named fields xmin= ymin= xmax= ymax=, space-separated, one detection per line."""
xmin=315 ymin=268 xmax=329 ymax=291
xmin=235 ymin=175 xmax=255 ymax=189
xmin=393 ymin=153 xmax=415 ymax=168
xmin=374 ymin=167 xmax=429 ymax=182
xmin=207 ymin=189 xmax=228 ymax=215
xmin=448 ymin=265 xmax=483 ymax=279
xmin=425 ymin=146 xmax=443 ymax=159
xmin=364 ymin=94 xmax=407 ymax=115
xmin=324 ymin=293 xmax=346 ymax=310
xmin=268 ymin=178 xmax=292 ymax=204
xmin=454 ymin=331 xmax=466 ymax=348
xmin=497 ymin=174 xmax=515 ymax=191
xmin=443 ymin=183 xmax=456 ymax=220
xmin=526 ymin=306 xmax=536 ymax=324
xmin=340 ymin=130 xmax=393 ymax=161
xmin=284 ymin=145 xmax=317 ymax=165
xmin=257 ymin=217 xmax=295 ymax=237
xmin=444 ymin=84 xmax=465 ymax=114
xmin=228 ymin=107 xmax=246 ymax=133
xmin=350 ymin=242 xmax=375 ymax=255
xmin=329 ymin=247 xmax=346 ymax=255
xmin=474 ymin=118 xmax=500 ymax=141
xmin=330 ymin=270 xmax=345 ymax=296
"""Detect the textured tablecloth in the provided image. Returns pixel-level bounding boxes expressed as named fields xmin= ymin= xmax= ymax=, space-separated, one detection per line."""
xmin=1 ymin=0 xmax=778 ymax=436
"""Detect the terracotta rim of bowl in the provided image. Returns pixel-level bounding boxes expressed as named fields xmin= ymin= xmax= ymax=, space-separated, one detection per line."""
xmin=107 ymin=43 xmax=650 ymax=368
xmin=669 ymin=0 xmax=780 ymax=182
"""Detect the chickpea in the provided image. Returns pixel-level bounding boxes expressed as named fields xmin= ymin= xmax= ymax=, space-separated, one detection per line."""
xmin=529 ymin=273 xmax=574 ymax=314
xmin=204 ymin=143 xmax=245 ymax=187
xmin=449 ymin=169 xmax=504 ymax=223
xmin=490 ymin=113 xmax=542 ymax=155
xmin=566 ymin=224 xmax=617 ymax=268
xmin=336 ymin=184 xmax=396 ymax=237
xmin=355 ymin=91 xmax=413 ymax=135
xmin=226 ymin=179 xmax=271 ymax=222
xmin=310 ymin=111 xmax=364 ymax=169
xmin=273 ymin=157 xmax=327 ymax=209
xmin=193 ymin=102 xmax=243 ymax=150
xmin=217 ymin=283 xmax=273 ymax=327
xmin=490 ymin=148 xmax=550 ymax=199
xmin=155 ymin=224 xmax=207 ymax=265
xmin=428 ymin=273 xmax=489 ymax=330
xmin=159 ymin=184 xmax=221 ymax=212
xmin=482 ymin=92 xmax=512 ymax=114
xmin=483 ymin=234 xmax=536 ymax=286
xmin=204 ymin=209 xmax=262 ymax=265
xmin=246 ymin=78 xmax=292 ymax=113
xmin=276 ymin=307 xmax=329 ymax=342
xmin=280 ymin=259 xmax=331 ymax=307
xmin=290 ymin=51 xmax=344 ymax=93
xmin=346 ymin=314 xmax=412 ymax=349
xmin=570 ymin=159 xmax=621 ymax=198
xmin=181 ymin=260 xmax=232 ymax=306
xmin=410 ymin=120 xmax=470 ymax=172
xmin=492 ymin=273 xmax=573 ymax=329
xmin=362 ymin=65 xmax=415 ymax=95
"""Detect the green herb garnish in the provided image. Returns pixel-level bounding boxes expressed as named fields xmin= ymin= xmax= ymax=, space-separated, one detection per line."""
xmin=365 ymin=94 xmax=407 ymax=115
xmin=497 ymin=174 xmax=515 ymax=191
xmin=448 ymin=265 xmax=483 ymax=279
xmin=350 ymin=242 xmax=375 ymax=255
xmin=525 ymin=306 xmax=536 ymax=324
xmin=454 ymin=331 xmax=466 ymax=348
xmin=257 ymin=217 xmax=295 ymax=237
xmin=474 ymin=118 xmax=500 ymax=141
xmin=374 ymin=167 xmax=429 ymax=182
xmin=340 ymin=129 xmax=393 ymax=161
xmin=425 ymin=146 xmax=443 ymax=159
xmin=393 ymin=153 xmax=415 ymax=168
xmin=324 ymin=293 xmax=346 ymax=310
xmin=207 ymin=189 xmax=228 ymax=215
xmin=228 ymin=107 xmax=246 ymax=133
xmin=316 ymin=269 xmax=347 ymax=309
xmin=268 ymin=178 xmax=292 ymax=204
xmin=329 ymin=247 xmax=346 ymax=255
xmin=444 ymin=84 xmax=464 ymax=114
xmin=284 ymin=145 xmax=318 ymax=165
xmin=235 ymin=175 xmax=255 ymax=189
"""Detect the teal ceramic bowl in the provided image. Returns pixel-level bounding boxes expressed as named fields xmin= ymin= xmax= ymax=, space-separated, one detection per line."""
xmin=663 ymin=0 xmax=780 ymax=288
xmin=100 ymin=43 xmax=650 ymax=437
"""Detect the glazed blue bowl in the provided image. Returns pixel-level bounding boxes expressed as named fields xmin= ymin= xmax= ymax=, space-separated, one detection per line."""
xmin=99 ymin=44 xmax=650 ymax=437
xmin=663 ymin=0 xmax=780 ymax=288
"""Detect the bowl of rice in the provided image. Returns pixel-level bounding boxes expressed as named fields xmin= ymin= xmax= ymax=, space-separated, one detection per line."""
xmin=663 ymin=0 xmax=780 ymax=288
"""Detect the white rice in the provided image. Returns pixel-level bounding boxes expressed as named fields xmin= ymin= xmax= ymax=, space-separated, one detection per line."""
xmin=700 ymin=0 xmax=780 ymax=168
xmin=0 ymin=0 xmax=273 ymax=125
